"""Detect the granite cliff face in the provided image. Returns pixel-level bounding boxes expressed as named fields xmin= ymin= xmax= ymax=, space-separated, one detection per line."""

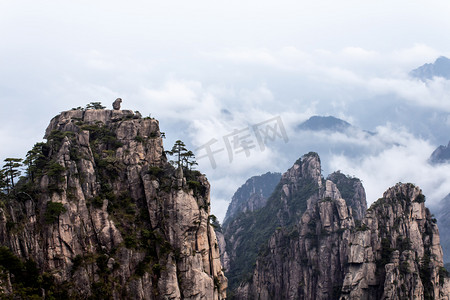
xmin=222 ymin=153 xmax=367 ymax=295
xmin=232 ymin=154 xmax=362 ymax=299
xmin=0 ymin=108 xmax=227 ymax=299
xmin=341 ymin=183 xmax=449 ymax=299
xmin=225 ymin=154 xmax=449 ymax=299
xmin=327 ymin=171 xmax=367 ymax=220
xmin=222 ymin=154 xmax=322 ymax=291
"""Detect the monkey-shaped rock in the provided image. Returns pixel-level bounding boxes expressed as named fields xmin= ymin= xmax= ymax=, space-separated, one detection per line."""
xmin=113 ymin=98 xmax=122 ymax=110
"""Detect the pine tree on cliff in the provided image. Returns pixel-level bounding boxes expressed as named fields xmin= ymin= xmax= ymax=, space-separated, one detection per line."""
xmin=85 ymin=102 xmax=106 ymax=110
xmin=1 ymin=158 xmax=22 ymax=193
xmin=23 ymin=143 xmax=46 ymax=182
xmin=166 ymin=141 xmax=198 ymax=170
xmin=182 ymin=150 xmax=198 ymax=170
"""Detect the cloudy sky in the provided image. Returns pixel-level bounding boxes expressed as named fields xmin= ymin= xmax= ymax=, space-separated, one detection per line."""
xmin=1 ymin=1 xmax=450 ymax=221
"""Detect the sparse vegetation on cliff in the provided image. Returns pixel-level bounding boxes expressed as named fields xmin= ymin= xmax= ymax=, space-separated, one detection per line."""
xmin=0 ymin=106 xmax=227 ymax=299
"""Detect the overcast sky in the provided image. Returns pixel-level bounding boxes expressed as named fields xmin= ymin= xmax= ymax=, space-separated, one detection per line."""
xmin=1 ymin=1 xmax=450 ymax=221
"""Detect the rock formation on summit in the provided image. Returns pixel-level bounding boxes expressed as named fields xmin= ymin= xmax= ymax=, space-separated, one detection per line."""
xmin=113 ymin=98 xmax=122 ymax=110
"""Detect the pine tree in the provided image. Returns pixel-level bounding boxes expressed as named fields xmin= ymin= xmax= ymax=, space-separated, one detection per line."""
xmin=2 ymin=158 xmax=22 ymax=193
xmin=23 ymin=143 xmax=46 ymax=182
xmin=85 ymin=102 xmax=106 ymax=110
xmin=182 ymin=150 xmax=198 ymax=170
xmin=168 ymin=140 xmax=187 ymax=168
xmin=165 ymin=140 xmax=198 ymax=170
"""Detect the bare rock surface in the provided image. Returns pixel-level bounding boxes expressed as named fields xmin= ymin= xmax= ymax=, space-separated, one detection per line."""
xmin=233 ymin=180 xmax=450 ymax=299
xmin=0 ymin=108 xmax=227 ymax=299
xmin=225 ymin=153 xmax=449 ymax=299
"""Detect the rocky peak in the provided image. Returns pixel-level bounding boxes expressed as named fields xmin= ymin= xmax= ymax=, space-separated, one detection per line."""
xmin=0 ymin=107 xmax=227 ymax=299
xmin=283 ymin=152 xmax=322 ymax=185
xmin=341 ymin=183 xmax=449 ymax=299
xmin=222 ymin=153 xmax=370 ymax=296
xmin=222 ymin=153 xmax=327 ymax=292
xmin=410 ymin=56 xmax=450 ymax=80
xmin=297 ymin=115 xmax=352 ymax=132
xmin=298 ymin=152 xmax=323 ymax=188
xmin=327 ymin=171 xmax=367 ymax=220
xmin=234 ymin=169 xmax=356 ymax=299
xmin=45 ymin=109 xmax=141 ymax=138
xmin=382 ymin=182 xmax=422 ymax=202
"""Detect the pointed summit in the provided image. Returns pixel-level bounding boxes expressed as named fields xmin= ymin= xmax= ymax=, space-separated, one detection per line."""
xmin=429 ymin=140 xmax=450 ymax=164
xmin=410 ymin=56 xmax=450 ymax=80
xmin=297 ymin=116 xmax=352 ymax=132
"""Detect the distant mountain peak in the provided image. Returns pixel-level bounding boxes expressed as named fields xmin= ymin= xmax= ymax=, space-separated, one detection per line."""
xmin=436 ymin=56 xmax=450 ymax=63
xmin=410 ymin=56 xmax=450 ymax=80
xmin=429 ymin=140 xmax=450 ymax=164
xmin=297 ymin=115 xmax=352 ymax=132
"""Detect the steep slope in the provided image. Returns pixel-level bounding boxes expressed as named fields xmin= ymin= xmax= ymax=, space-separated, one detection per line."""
xmin=222 ymin=153 xmax=367 ymax=295
xmin=237 ymin=179 xmax=355 ymax=299
xmin=223 ymin=172 xmax=281 ymax=226
xmin=341 ymin=183 xmax=449 ymax=299
xmin=235 ymin=181 xmax=450 ymax=299
xmin=0 ymin=108 xmax=227 ymax=299
xmin=327 ymin=171 xmax=367 ymax=220
xmin=218 ymin=172 xmax=281 ymax=272
xmin=223 ymin=153 xmax=323 ymax=291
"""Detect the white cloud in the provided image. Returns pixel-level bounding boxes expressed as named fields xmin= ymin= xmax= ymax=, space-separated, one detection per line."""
xmin=204 ymin=45 xmax=450 ymax=115
xmin=341 ymin=47 xmax=379 ymax=60
xmin=329 ymin=126 xmax=450 ymax=208
xmin=2 ymin=0 xmax=450 ymax=222
xmin=391 ymin=44 xmax=443 ymax=67
xmin=209 ymin=48 xmax=279 ymax=66
xmin=367 ymin=77 xmax=450 ymax=112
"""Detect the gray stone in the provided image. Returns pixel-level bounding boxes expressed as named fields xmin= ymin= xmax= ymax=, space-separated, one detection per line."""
xmin=112 ymin=98 xmax=122 ymax=110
